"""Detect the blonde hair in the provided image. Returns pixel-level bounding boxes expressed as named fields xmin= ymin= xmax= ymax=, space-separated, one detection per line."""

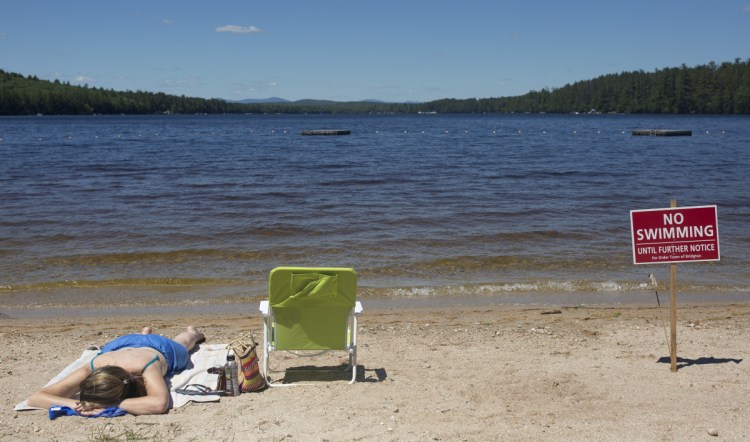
xmin=79 ymin=366 xmax=146 ymax=407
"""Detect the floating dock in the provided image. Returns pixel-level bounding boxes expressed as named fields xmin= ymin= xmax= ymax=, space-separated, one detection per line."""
xmin=632 ymin=129 xmax=692 ymax=137
xmin=301 ymin=129 xmax=351 ymax=136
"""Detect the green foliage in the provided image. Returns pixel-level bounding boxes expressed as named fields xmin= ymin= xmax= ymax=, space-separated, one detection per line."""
xmin=0 ymin=70 xmax=239 ymax=116
xmin=87 ymin=424 xmax=151 ymax=442
xmin=1 ymin=59 xmax=749 ymax=115
xmin=420 ymin=59 xmax=750 ymax=114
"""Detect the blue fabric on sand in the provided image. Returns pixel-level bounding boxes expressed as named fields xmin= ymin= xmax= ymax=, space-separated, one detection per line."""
xmin=101 ymin=334 xmax=189 ymax=376
xmin=48 ymin=406 xmax=128 ymax=420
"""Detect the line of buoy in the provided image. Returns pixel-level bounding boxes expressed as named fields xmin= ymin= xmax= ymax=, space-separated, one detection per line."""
xmin=7 ymin=128 xmax=728 ymax=144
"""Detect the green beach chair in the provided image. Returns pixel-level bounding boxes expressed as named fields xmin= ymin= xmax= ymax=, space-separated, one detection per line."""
xmin=259 ymin=267 xmax=363 ymax=386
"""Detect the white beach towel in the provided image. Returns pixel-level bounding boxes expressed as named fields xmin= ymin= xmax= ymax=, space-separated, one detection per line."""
xmin=169 ymin=344 xmax=228 ymax=408
xmin=15 ymin=343 xmax=228 ymax=411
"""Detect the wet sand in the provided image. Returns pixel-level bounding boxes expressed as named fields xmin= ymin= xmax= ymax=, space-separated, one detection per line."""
xmin=3 ymin=284 xmax=749 ymax=318
xmin=2 ymin=302 xmax=750 ymax=441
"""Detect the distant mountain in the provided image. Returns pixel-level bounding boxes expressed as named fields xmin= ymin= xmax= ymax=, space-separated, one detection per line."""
xmin=303 ymin=98 xmax=425 ymax=105
xmin=234 ymin=97 xmax=422 ymax=105
xmin=235 ymin=97 xmax=290 ymax=104
xmin=293 ymin=99 xmax=338 ymax=105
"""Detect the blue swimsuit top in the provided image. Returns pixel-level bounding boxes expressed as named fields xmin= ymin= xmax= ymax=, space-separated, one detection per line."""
xmin=90 ymin=353 xmax=160 ymax=373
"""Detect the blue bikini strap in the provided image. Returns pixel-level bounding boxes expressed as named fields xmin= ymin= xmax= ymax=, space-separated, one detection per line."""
xmin=89 ymin=352 xmax=101 ymax=371
xmin=90 ymin=353 xmax=159 ymax=373
xmin=142 ymin=355 xmax=160 ymax=372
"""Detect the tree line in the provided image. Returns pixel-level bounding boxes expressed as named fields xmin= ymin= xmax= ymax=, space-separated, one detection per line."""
xmin=421 ymin=58 xmax=750 ymax=114
xmin=1 ymin=58 xmax=749 ymax=116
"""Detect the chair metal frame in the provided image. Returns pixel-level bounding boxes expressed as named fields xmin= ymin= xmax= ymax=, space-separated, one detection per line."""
xmin=259 ymin=299 xmax=363 ymax=387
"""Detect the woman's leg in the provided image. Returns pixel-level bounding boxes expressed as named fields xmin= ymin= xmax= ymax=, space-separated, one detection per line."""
xmin=172 ymin=326 xmax=205 ymax=351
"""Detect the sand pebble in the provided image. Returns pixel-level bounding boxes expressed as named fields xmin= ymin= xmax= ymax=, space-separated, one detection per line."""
xmin=707 ymin=428 xmax=719 ymax=437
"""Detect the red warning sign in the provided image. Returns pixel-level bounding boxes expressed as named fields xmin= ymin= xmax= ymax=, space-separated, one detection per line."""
xmin=630 ymin=205 xmax=719 ymax=265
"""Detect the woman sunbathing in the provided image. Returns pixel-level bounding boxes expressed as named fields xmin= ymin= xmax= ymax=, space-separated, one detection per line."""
xmin=27 ymin=325 xmax=204 ymax=415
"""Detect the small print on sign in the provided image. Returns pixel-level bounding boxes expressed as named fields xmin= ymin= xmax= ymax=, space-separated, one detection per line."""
xmin=630 ymin=205 xmax=720 ymax=265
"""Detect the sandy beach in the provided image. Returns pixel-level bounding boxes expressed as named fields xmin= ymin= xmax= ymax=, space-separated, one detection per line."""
xmin=2 ymin=302 xmax=749 ymax=441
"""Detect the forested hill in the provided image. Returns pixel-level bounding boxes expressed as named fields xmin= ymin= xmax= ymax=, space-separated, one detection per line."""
xmin=1 ymin=58 xmax=749 ymax=115
xmin=425 ymin=58 xmax=750 ymax=114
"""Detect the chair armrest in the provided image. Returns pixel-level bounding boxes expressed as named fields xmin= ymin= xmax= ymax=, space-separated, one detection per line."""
xmin=262 ymin=300 xmax=360 ymax=315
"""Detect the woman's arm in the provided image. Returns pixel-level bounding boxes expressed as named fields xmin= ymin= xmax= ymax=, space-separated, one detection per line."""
xmin=27 ymin=365 xmax=90 ymax=409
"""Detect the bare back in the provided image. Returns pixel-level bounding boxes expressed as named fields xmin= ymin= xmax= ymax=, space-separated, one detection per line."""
xmin=91 ymin=347 xmax=166 ymax=376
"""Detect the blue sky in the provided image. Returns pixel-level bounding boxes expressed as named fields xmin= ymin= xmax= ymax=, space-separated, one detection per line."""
xmin=1 ymin=1 xmax=749 ymax=102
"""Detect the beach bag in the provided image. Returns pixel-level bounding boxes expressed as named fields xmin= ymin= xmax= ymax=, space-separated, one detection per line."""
xmin=229 ymin=334 xmax=266 ymax=392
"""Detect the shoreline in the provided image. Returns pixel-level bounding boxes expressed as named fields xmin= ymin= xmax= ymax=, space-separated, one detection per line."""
xmin=2 ymin=289 xmax=749 ymax=318
xmin=3 ymin=302 xmax=750 ymax=440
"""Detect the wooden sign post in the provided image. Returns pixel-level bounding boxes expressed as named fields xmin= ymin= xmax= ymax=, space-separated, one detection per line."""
xmin=630 ymin=200 xmax=720 ymax=372
xmin=670 ymin=199 xmax=678 ymax=371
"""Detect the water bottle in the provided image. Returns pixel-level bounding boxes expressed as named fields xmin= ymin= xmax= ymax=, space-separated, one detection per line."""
xmin=225 ymin=353 xmax=240 ymax=396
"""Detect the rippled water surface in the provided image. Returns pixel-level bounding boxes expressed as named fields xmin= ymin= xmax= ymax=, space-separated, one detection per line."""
xmin=1 ymin=114 xmax=749 ymax=312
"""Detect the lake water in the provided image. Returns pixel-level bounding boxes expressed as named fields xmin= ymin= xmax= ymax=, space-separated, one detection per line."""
xmin=1 ymin=114 xmax=749 ymax=315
